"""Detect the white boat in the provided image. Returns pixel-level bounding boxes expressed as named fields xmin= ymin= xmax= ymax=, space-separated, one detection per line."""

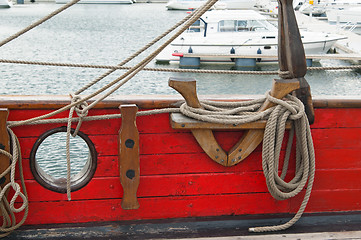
xmin=0 ymin=0 xmax=12 ymax=8
xmin=166 ymin=0 xmax=256 ymax=10
xmin=300 ymin=0 xmax=361 ymax=16
xmin=56 ymin=0 xmax=134 ymax=4
xmin=299 ymin=2 xmax=327 ymax=16
xmin=155 ymin=10 xmax=346 ymax=64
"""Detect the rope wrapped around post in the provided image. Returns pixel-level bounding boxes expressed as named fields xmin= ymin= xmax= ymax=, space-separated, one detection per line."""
xmin=179 ymin=92 xmax=315 ymax=232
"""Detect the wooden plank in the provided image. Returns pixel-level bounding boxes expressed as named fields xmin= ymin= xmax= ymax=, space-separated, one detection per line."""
xmin=21 ymin=173 xmax=268 ymax=202
xmin=119 ymin=105 xmax=140 ymax=210
xmin=17 ymin=147 xmax=361 ymax=182
xmin=3 ymin=95 xmax=361 ymax=110
xmin=171 ymin=113 xmax=292 ymax=129
xmin=292 ymin=189 xmax=361 ymax=213
xmin=16 ymin=189 xmax=361 ymax=225
xmin=18 ymin=168 xmax=361 ymax=202
xmin=312 ymin=128 xmax=361 ymax=149
xmin=312 ymin=108 xmax=361 ymax=129
xmin=21 ymin=193 xmax=289 ymax=225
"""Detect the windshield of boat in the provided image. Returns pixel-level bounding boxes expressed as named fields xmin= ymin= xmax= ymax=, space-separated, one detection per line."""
xmin=218 ymin=19 xmax=277 ymax=32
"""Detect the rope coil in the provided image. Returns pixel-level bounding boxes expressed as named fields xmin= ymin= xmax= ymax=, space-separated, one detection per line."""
xmin=180 ymin=92 xmax=315 ymax=232
xmin=0 ymin=128 xmax=28 ymax=238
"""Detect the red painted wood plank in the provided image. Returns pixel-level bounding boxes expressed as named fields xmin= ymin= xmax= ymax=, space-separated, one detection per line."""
xmin=312 ymin=108 xmax=361 ymax=129
xmin=10 ymin=111 xmax=176 ymax=137
xmin=22 ymin=173 xmax=269 ymax=202
xmin=315 ymin=148 xmax=361 ymax=170
xmin=20 ymin=193 xmax=289 ymax=225
xmin=18 ymin=169 xmax=361 ymax=202
xmin=17 ymin=127 xmax=361 ymax=164
xmin=312 ymin=128 xmax=361 ymax=149
xmin=313 ymin=169 xmax=361 ymax=190
xmin=290 ymin=189 xmax=361 ymax=213
xmin=20 ymin=190 xmax=361 ymax=225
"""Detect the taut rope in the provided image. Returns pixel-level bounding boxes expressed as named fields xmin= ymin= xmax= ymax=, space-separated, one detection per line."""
xmin=0 ymin=0 xmax=81 ymax=48
xmin=1 ymin=59 xmax=361 ymax=74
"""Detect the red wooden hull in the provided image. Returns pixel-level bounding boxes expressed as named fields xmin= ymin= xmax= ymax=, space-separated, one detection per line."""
xmin=2 ymin=96 xmax=361 ymax=226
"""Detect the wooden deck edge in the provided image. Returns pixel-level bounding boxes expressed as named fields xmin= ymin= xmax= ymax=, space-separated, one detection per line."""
xmin=7 ymin=212 xmax=361 ymax=239
xmin=0 ymin=95 xmax=360 ymax=109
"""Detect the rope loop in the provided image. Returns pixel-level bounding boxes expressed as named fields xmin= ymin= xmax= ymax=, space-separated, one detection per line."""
xmin=265 ymin=91 xmax=305 ymax=120
xmin=69 ymin=94 xmax=89 ymax=137
xmin=178 ymin=93 xmax=315 ymax=232
xmin=0 ymin=129 xmax=28 ymax=237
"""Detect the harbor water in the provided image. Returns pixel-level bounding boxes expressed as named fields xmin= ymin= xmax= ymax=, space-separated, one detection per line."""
xmin=1 ymin=3 xmax=361 ymax=97
xmin=1 ymin=3 xmax=361 ymax=177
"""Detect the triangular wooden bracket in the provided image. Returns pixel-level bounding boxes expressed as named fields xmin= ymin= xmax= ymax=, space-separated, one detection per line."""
xmin=169 ymin=78 xmax=299 ymax=167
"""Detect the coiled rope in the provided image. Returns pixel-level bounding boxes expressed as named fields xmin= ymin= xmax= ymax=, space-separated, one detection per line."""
xmin=0 ymin=128 xmax=28 ymax=238
xmin=180 ymin=92 xmax=315 ymax=232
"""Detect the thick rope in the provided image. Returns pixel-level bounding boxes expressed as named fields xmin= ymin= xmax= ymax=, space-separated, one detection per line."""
xmin=5 ymin=0 xmax=219 ymax=130
xmin=180 ymin=92 xmax=315 ymax=232
xmin=0 ymin=128 xmax=28 ymax=237
xmin=249 ymin=94 xmax=315 ymax=232
xmin=0 ymin=59 xmax=281 ymax=75
xmin=1 ymin=59 xmax=360 ymax=74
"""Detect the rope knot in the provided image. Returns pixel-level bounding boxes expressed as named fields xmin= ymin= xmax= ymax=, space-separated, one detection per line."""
xmin=70 ymin=94 xmax=89 ymax=118
xmin=265 ymin=91 xmax=305 ymax=121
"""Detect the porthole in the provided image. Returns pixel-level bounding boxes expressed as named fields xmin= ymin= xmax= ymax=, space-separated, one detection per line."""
xmin=30 ymin=126 xmax=97 ymax=193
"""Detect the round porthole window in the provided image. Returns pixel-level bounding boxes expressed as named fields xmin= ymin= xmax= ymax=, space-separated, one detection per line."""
xmin=30 ymin=126 xmax=97 ymax=193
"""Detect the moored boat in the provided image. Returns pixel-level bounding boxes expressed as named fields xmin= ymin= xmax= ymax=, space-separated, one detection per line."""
xmin=55 ymin=0 xmax=135 ymax=4
xmin=0 ymin=0 xmax=12 ymax=8
xmin=1 ymin=0 xmax=361 ymax=238
xmin=166 ymin=0 xmax=256 ymax=10
xmin=155 ymin=9 xmax=346 ymax=65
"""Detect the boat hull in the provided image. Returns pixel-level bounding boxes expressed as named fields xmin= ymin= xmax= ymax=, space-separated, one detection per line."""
xmin=55 ymin=0 xmax=134 ymax=4
xmin=0 ymin=0 xmax=12 ymax=8
xmin=156 ymin=37 xmax=341 ymax=63
xmin=2 ymin=95 xmax=361 ymax=226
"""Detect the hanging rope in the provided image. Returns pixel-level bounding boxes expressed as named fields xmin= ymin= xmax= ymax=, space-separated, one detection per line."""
xmin=0 ymin=128 xmax=28 ymax=238
xmin=180 ymin=92 xmax=315 ymax=232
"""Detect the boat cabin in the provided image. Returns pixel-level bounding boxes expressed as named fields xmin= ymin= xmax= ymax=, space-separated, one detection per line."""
xmin=188 ymin=10 xmax=277 ymax=34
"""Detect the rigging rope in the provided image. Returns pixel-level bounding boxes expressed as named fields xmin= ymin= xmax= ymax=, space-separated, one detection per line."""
xmin=1 ymin=58 xmax=360 ymax=74
xmin=0 ymin=0 xmax=81 ymax=48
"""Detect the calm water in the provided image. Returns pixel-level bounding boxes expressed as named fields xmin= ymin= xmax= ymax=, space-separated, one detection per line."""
xmin=1 ymin=3 xmax=361 ymax=97
xmin=1 ymin=3 xmax=360 ymax=180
